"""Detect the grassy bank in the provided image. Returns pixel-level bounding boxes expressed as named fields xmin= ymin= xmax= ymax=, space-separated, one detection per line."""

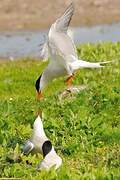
xmin=0 ymin=42 xmax=120 ymax=179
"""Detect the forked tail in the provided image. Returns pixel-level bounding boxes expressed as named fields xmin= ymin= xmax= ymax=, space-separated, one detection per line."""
xmin=70 ymin=55 xmax=113 ymax=71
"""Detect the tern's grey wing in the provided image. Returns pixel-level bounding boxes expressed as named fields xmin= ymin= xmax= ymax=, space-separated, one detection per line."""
xmin=22 ymin=140 xmax=34 ymax=154
xmin=52 ymin=33 xmax=77 ymax=58
xmin=54 ymin=3 xmax=74 ymax=33
xmin=48 ymin=3 xmax=77 ymax=64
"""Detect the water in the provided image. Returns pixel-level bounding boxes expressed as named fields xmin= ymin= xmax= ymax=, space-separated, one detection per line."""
xmin=0 ymin=30 xmax=47 ymax=59
xmin=0 ymin=23 xmax=120 ymax=59
xmin=72 ymin=23 xmax=120 ymax=44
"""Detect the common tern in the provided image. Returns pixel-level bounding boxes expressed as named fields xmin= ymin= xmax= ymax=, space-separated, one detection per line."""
xmin=35 ymin=3 xmax=112 ymax=100
xmin=37 ymin=141 xmax=62 ymax=171
xmin=23 ymin=115 xmax=62 ymax=170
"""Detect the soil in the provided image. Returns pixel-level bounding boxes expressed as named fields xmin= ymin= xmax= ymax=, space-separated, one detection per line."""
xmin=0 ymin=0 xmax=120 ymax=31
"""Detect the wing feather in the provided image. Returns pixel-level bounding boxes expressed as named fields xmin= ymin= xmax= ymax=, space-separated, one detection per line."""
xmin=54 ymin=3 xmax=74 ymax=33
xmin=22 ymin=140 xmax=34 ymax=154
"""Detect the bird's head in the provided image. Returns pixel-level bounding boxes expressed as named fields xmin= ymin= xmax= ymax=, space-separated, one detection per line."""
xmin=35 ymin=71 xmax=50 ymax=100
xmin=35 ymin=74 xmax=43 ymax=100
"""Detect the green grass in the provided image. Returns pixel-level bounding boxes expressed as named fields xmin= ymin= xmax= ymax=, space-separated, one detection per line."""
xmin=0 ymin=42 xmax=120 ymax=179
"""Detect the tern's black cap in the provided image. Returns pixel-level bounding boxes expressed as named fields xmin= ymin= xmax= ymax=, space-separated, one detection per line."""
xmin=42 ymin=140 xmax=52 ymax=157
xmin=35 ymin=74 xmax=42 ymax=92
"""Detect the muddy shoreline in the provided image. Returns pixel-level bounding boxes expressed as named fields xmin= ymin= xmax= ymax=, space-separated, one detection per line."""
xmin=0 ymin=0 xmax=120 ymax=31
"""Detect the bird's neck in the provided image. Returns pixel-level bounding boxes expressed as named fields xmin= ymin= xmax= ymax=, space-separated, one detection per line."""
xmin=33 ymin=126 xmax=46 ymax=138
xmin=40 ymin=66 xmax=53 ymax=90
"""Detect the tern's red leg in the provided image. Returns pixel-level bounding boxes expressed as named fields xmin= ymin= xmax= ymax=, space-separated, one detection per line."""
xmin=65 ymin=75 xmax=74 ymax=86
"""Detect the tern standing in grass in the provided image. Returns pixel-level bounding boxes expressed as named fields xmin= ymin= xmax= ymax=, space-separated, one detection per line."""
xmin=23 ymin=115 xmax=62 ymax=170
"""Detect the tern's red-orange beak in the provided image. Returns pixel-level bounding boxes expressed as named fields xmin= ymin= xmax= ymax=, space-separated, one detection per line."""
xmin=36 ymin=91 xmax=43 ymax=100
xmin=36 ymin=109 xmax=42 ymax=118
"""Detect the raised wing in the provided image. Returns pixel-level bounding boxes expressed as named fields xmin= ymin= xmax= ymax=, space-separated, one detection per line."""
xmin=53 ymin=3 xmax=74 ymax=33
xmin=22 ymin=140 xmax=34 ymax=154
xmin=48 ymin=3 xmax=77 ymax=64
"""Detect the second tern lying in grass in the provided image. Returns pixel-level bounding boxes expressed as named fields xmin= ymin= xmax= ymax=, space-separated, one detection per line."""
xmin=35 ymin=2 xmax=112 ymax=100
xmin=23 ymin=115 xmax=62 ymax=170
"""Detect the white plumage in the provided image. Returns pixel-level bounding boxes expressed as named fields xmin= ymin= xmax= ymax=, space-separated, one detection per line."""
xmin=37 ymin=147 xmax=62 ymax=171
xmin=23 ymin=115 xmax=62 ymax=170
xmin=37 ymin=3 xmax=112 ymax=92
xmin=23 ymin=115 xmax=48 ymax=154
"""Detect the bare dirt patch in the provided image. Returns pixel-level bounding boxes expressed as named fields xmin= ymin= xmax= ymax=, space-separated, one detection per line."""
xmin=0 ymin=0 xmax=120 ymax=31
